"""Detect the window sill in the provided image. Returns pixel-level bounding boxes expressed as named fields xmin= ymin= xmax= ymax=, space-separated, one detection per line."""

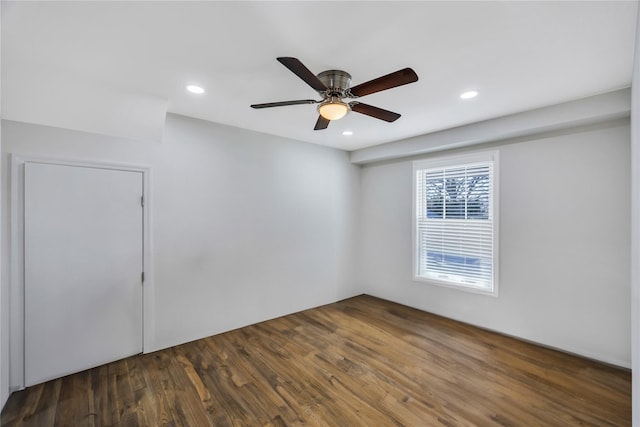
xmin=413 ymin=275 xmax=499 ymax=297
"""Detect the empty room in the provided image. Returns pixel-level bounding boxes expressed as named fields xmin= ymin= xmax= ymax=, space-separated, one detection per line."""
xmin=0 ymin=1 xmax=639 ymax=426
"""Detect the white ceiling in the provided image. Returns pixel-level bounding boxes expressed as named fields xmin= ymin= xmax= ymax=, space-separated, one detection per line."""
xmin=2 ymin=1 xmax=638 ymax=151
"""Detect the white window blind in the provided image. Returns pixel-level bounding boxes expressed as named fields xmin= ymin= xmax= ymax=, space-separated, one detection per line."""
xmin=414 ymin=153 xmax=497 ymax=293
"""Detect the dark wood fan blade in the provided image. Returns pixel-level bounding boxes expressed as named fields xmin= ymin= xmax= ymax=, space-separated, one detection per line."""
xmin=349 ymin=68 xmax=418 ymax=97
xmin=314 ymin=115 xmax=330 ymax=130
xmin=277 ymin=57 xmax=328 ymax=92
xmin=350 ymin=102 xmax=401 ymax=122
xmin=251 ymin=99 xmax=318 ymax=109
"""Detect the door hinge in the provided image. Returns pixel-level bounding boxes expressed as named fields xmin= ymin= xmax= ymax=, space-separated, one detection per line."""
xmin=141 ymin=272 xmax=145 ymax=283
xmin=140 ymin=196 xmax=144 ymax=207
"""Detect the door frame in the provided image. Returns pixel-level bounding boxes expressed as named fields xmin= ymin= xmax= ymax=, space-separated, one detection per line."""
xmin=9 ymin=154 xmax=154 ymax=391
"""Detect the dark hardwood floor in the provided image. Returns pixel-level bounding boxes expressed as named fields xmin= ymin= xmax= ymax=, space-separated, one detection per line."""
xmin=1 ymin=295 xmax=631 ymax=426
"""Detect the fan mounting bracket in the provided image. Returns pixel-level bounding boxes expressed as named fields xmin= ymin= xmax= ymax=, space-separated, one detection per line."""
xmin=316 ymin=70 xmax=352 ymax=97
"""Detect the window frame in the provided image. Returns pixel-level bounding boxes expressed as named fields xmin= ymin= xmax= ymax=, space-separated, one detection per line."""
xmin=412 ymin=150 xmax=500 ymax=297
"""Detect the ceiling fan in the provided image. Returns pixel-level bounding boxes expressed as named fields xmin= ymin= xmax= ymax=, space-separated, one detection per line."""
xmin=251 ymin=57 xmax=419 ymax=130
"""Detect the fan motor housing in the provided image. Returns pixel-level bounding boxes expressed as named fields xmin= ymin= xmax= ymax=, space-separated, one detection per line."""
xmin=317 ymin=70 xmax=352 ymax=95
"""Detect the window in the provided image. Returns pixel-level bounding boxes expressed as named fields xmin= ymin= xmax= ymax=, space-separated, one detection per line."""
xmin=413 ymin=151 xmax=499 ymax=295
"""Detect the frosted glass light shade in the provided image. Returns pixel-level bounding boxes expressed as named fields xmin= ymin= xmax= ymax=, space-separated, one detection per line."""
xmin=318 ymin=101 xmax=349 ymax=120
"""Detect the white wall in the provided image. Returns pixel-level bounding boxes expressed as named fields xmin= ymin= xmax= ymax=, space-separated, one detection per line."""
xmin=359 ymin=120 xmax=631 ymax=367
xmin=630 ymin=5 xmax=640 ymax=424
xmin=0 ymin=1 xmax=4 ymax=409
xmin=154 ymin=115 xmax=361 ymax=348
xmin=1 ymin=114 xmax=361 ymax=390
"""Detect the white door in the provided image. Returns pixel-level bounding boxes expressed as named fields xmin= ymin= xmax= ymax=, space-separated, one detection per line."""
xmin=24 ymin=162 xmax=144 ymax=386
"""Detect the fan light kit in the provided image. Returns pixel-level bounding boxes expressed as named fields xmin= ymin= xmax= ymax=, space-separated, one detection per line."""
xmin=318 ymin=97 xmax=349 ymax=120
xmin=251 ymin=57 xmax=419 ymax=131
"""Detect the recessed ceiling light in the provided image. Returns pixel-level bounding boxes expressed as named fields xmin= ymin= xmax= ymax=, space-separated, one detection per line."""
xmin=186 ymin=85 xmax=205 ymax=94
xmin=342 ymin=131 xmax=353 ymax=136
xmin=460 ymin=90 xmax=478 ymax=99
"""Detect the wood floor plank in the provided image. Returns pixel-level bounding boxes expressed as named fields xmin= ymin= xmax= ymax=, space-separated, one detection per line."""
xmin=0 ymin=383 xmax=44 ymax=427
xmin=53 ymin=370 xmax=89 ymax=426
xmin=22 ymin=380 xmax=61 ymax=427
xmin=1 ymin=295 xmax=631 ymax=426
xmin=90 ymin=364 xmax=114 ymax=427
xmin=141 ymin=355 xmax=175 ymax=427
